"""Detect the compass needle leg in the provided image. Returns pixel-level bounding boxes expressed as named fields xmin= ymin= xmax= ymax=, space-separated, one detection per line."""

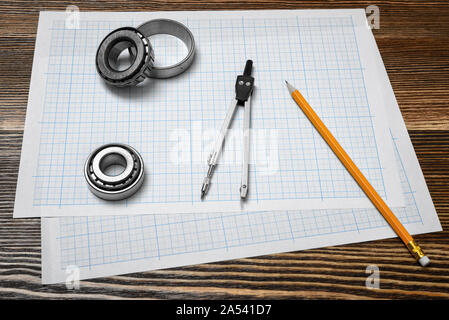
xmin=240 ymin=95 xmax=251 ymax=199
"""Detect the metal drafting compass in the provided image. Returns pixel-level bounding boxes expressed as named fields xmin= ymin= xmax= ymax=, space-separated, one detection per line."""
xmin=201 ymin=60 xmax=254 ymax=199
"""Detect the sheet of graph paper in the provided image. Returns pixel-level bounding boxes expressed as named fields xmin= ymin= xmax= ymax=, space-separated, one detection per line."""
xmin=40 ymin=11 xmax=441 ymax=283
xmin=41 ymin=123 xmax=441 ymax=284
xmin=14 ymin=9 xmax=405 ymax=218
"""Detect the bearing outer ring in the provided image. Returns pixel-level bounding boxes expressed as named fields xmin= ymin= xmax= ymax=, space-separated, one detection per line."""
xmin=84 ymin=143 xmax=145 ymax=201
xmin=135 ymin=19 xmax=196 ymax=79
xmin=95 ymin=27 xmax=154 ymax=87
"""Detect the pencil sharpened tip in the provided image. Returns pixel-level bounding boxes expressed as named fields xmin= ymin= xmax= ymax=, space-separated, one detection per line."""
xmin=284 ymin=80 xmax=295 ymax=95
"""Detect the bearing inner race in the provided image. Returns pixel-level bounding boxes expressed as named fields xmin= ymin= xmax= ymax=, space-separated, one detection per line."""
xmin=107 ymin=40 xmax=137 ymax=72
xmin=92 ymin=146 xmax=134 ymax=185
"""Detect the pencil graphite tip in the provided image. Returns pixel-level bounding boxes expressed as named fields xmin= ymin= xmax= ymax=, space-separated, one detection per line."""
xmin=284 ymin=80 xmax=296 ymax=95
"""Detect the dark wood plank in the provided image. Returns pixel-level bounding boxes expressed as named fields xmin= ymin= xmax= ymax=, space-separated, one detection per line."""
xmin=0 ymin=0 xmax=448 ymax=299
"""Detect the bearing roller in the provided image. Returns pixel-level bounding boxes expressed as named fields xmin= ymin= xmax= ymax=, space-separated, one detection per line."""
xmin=84 ymin=143 xmax=145 ymax=201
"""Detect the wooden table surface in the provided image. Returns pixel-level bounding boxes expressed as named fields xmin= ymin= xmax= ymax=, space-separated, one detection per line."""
xmin=0 ymin=0 xmax=448 ymax=299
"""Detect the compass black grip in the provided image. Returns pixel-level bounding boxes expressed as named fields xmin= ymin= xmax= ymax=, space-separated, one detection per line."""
xmin=243 ymin=60 xmax=253 ymax=76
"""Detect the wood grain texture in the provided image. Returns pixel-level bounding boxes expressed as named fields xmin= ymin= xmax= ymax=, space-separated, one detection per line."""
xmin=0 ymin=0 xmax=448 ymax=299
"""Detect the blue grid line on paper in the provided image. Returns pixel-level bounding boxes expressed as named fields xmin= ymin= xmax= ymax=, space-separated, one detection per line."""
xmin=35 ymin=16 xmax=388 ymax=207
xmin=186 ymin=17 xmax=195 ymax=205
xmin=57 ymin=26 xmax=77 ymax=207
xmin=297 ymin=16 xmax=323 ymax=200
xmin=350 ymin=15 xmax=387 ymax=200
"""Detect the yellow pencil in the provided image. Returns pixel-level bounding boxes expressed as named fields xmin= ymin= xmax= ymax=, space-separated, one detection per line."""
xmin=285 ymin=80 xmax=429 ymax=266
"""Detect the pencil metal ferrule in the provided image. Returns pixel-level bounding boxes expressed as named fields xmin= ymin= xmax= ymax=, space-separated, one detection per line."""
xmin=406 ymin=240 xmax=425 ymax=260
